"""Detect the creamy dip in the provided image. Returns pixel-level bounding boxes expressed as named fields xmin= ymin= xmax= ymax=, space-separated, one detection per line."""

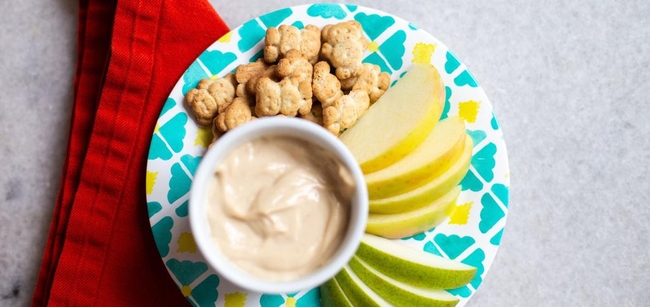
xmin=207 ymin=136 xmax=355 ymax=281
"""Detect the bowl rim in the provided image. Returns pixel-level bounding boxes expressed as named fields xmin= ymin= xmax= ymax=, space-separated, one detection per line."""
xmin=189 ymin=117 xmax=368 ymax=294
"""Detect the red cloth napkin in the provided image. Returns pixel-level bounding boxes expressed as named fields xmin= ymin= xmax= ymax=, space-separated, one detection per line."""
xmin=32 ymin=0 xmax=229 ymax=305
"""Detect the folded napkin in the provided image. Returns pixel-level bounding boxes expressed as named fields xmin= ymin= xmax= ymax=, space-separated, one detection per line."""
xmin=32 ymin=0 xmax=229 ymax=305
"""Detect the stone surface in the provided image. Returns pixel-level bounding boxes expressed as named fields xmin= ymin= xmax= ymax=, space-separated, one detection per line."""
xmin=1 ymin=0 xmax=649 ymax=306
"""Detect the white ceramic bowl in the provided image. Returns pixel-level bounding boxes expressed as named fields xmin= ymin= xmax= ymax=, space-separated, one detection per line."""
xmin=189 ymin=117 xmax=368 ymax=294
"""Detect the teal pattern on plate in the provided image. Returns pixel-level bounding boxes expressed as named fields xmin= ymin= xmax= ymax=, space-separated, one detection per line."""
xmin=148 ymin=111 xmax=187 ymax=161
xmin=259 ymin=8 xmax=292 ymax=28
xmin=354 ymin=12 xmax=395 ymax=40
xmin=167 ymin=154 xmax=201 ymax=204
xmin=259 ymin=288 xmax=320 ymax=307
xmin=307 ymin=3 xmax=347 ymax=19
xmin=146 ymin=4 xmax=510 ymax=307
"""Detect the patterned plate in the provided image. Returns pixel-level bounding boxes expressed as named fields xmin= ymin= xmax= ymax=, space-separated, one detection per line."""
xmin=146 ymin=3 xmax=509 ymax=307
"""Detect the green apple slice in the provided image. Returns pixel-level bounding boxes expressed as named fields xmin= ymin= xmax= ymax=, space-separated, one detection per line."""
xmin=356 ymin=233 xmax=476 ymax=289
xmin=348 ymin=256 xmax=459 ymax=307
xmin=334 ymin=265 xmax=393 ymax=307
xmin=320 ymin=278 xmax=353 ymax=307
xmin=341 ymin=63 xmax=445 ymax=174
xmin=366 ymin=186 xmax=461 ymax=239
xmin=369 ymin=137 xmax=472 ymax=214
xmin=366 ymin=116 xmax=466 ymax=200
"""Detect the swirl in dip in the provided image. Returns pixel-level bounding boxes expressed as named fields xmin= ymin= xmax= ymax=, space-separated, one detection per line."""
xmin=207 ymin=135 xmax=355 ymax=281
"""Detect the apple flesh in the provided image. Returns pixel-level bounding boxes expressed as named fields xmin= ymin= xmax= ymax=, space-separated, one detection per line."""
xmin=334 ymin=265 xmax=393 ymax=307
xmin=366 ymin=186 xmax=461 ymax=239
xmin=355 ymin=234 xmax=476 ymax=289
xmin=369 ymin=137 xmax=473 ymax=214
xmin=348 ymin=256 xmax=459 ymax=307
xmin=366 ymin=116 xmax=466 ymax=200
xmin=340 ymin=63 xmax=445 ymax=174
xmin=320 ymin=277 xmax=353 ymax=307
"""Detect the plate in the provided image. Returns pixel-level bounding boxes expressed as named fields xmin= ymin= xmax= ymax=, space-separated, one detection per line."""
xmin=145 ymin=4 xmax=510 ymax=306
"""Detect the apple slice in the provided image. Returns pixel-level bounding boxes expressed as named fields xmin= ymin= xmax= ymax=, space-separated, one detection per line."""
xmin=340 ymin=63 xmax=445 ymax=174
xmin=356 ymin=233 xmax=476 ymax=289
xmin=366 ymin=186 xmax=461 ymax=239
xmin=348 ymin=256 xmax=459 ymax=307
xmin=320 ymin=278 xmax=353 ymax=307
xmin=334 ymin=265 xmax=392 ymax=307
xmin=369 ymin=137 xmax=472 ymax=214
xmin=366 ymin=116 xmax=466 ymax=200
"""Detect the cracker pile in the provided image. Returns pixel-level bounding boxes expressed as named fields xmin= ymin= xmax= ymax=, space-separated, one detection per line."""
xmin=185 ymin=20 xmax=391 ymax=140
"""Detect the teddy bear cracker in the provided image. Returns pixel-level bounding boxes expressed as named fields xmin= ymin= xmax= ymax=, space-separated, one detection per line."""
xmin=185 ymin=20 xmax=391 ymax=139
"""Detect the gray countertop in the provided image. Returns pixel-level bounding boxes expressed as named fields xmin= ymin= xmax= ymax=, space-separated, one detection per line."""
xmin=1 ymin=0 xmax=649 ymax=306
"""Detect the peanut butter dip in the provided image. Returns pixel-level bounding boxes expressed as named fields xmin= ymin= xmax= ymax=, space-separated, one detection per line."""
xmin=207 ymin=136 xmax=355 ymax=281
